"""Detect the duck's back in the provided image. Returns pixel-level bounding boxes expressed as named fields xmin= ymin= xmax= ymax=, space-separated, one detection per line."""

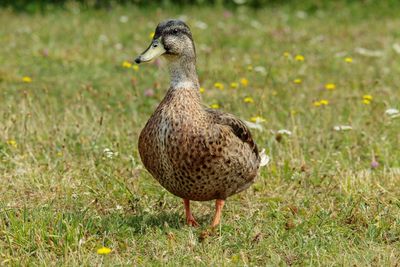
xmin=139 ymin=88 xmax=260 ymax=201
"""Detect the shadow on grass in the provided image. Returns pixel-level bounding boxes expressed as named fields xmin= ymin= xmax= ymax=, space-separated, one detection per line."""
xmin=99 ymin=210 xmax=212 ymax=234
xmin=124 ymin=211 xmax=182 ymax=232
xmin=98 ymin=210 xmax=196 ymax=234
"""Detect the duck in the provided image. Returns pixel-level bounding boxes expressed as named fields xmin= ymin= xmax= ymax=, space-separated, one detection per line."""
xmin=135 ymin=19 xmax=269 ymax=227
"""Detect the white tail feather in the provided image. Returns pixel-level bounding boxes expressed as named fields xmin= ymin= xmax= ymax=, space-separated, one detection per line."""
xmin=259 ymin=148 xmax=270 ymax=167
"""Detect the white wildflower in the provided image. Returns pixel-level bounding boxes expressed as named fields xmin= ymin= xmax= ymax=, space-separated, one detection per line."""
xmin=98 ymin=34 xmax=109 ymax=44
xmin=333 ymin=125 xmax=353 ymax=131
xmin=254 ymin=66 xmax=267 ymax=75
xmin=385 ymin=108 xmax=400 ymax=118
xmin=114 ymin=43 xmax=123 ymax=50
xmin=250 ymin=20 xmax=262 ymax=29
xmin=103 ymin=148 xmax=118 ymax=159
xmin=119 ymin=15 xmax=129 ymax=23
xmin=244 ymin=121 xmax=264 ymax=131
xmin=194 ymin=21 xmax=208 ymax=30
xmin=277 ymin=129 xmax=292 ymax=135
xmin=355 ymin=47 xmax=383 ymax=57
xmin=259 ymin=149 xmax=270 ymax=167
xmin=392 ymin=43 xmax=400 ymax=54
xmin=296 ymin=11 xmax=307 ymax=19
xmin=178 ymin=15 xmax=188 ymax=22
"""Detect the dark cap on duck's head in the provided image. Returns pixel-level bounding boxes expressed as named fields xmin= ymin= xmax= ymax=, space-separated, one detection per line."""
xmin=153 ymin=19 xmax=193 ymax=41
xmin=135 ymin=19 xmax=195 ymax=64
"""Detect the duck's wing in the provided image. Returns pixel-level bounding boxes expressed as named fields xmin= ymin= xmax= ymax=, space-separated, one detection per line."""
xmin=205 ymin=108 xmax=259 ymax=157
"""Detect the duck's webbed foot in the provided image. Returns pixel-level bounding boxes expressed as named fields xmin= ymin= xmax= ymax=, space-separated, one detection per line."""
xmin=211 ymin=199 xmax=225 ymax=228
xmin=183 ymin=199 xmax=199 ymax=227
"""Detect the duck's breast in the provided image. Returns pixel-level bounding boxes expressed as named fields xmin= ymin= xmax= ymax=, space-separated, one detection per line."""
xmin=138 ymin=112 xmax=173 ymax=183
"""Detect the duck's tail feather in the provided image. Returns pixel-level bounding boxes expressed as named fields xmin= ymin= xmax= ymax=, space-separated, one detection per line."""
xmin=259 ymin=148 xmax=270 ymax=167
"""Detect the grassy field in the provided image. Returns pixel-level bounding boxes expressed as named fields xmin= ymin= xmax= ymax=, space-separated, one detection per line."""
xmin=1 ymin=2 xmax=400 ymax=265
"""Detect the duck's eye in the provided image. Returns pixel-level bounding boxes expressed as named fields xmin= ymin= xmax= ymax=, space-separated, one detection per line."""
xmin=172 ymin=29 xmax=179 ymax=34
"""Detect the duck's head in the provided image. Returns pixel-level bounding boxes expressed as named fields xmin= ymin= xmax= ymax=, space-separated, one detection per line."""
xmin=135 ymin=19 xmax=195 ymax=64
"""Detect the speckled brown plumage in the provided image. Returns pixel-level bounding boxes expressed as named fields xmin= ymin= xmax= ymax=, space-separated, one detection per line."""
xmin=139 ymin=88 xmax=260 ymax=201
xmin=135 ymin=19 xmax=266 ymax=227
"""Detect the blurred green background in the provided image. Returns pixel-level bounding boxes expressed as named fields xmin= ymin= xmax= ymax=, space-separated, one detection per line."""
xmin=3 ymin=0 xmax=400 ymax=13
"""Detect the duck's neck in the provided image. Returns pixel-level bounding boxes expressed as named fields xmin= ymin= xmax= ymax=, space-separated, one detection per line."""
xmin=168 ymin=55 xmax=199 ymax=90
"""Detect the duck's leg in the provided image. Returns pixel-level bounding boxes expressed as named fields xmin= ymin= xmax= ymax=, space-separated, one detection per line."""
xmin=183 ymin=199 xmax=199 ymax=227
xmin=211 ymin=199 xmax=225 ymax=228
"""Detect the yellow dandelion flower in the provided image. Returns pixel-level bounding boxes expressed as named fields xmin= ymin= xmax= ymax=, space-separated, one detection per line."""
xmin=313 ymin=100 xmax=329 ymax=107
xmin=7 ymin=139 xmax=17 ymax=148
xmin=22 ymin=76 xmax=32 ymax=83
xmin=290 ymin=110 xmax=298 ymax=115
xmin=230 ymin=82 xmax=238 ymax=89
xmin=132 ymin=65 xmax=139 ymax=71
xmin=344 ymin=57 xmax=353 ymax=63
xmin=57 ymin=151 xmax=63 ymax=157
xmin=320 ymin=99 xmax=329 ymax=105
xmin=363 ymin=99 xmax=371 ymax=105
xmin=199 ymin=87 xmax=205 ymax=93
xmin=325 ymin=83 xmax=336 ymax=90
xmin=283 ymin=51 xmax=291 ymax=57
xmin=247 ymin=65 xmax=253 ymax=71
xmin=363 ymin=94 xmax=373 ymax=101
xmin=210 ymin=103 xmax=220 ymax=109
xmin=240 ymin=78 xmax=248 ymax=87
xmin=295 ymin=55 xmax=304 ymax=61
xmin=313 ymin=101 xmax=321 ymax=107
xmin=149 ymin=32 xmax=155 ymax=39
xmin=97 ymin=247 xmax=112 ymax=255
xmin=271 ymin=90 xmax=278 ymax=96
xmin=250 ymin=116 xmax=266 ymax=123
xmin=244 ymin=97 xmax=254 ymax=103
xmin=122 ymin=61 xmax=132 ymax=68
xmin=231 ymin=254 xmax=240 ymax=263
xmin=214 ymin=82 xmax=224 ymax=90
xmin=293 ymin=78 xmax=302 ymax=84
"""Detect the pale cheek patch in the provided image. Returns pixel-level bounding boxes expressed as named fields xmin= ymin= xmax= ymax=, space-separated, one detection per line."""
xmin=163 ymin=36 xmax=187 ymax=55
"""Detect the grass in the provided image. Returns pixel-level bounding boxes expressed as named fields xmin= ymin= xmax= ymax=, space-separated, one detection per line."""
xmin=1 ymin=2 xmax=400 ymax=265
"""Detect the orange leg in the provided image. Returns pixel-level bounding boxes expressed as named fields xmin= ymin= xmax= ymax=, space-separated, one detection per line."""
xmin=183 ymin=199 xmax=199 ymax=227
xmin=211 ymin=199 xmax=225 ymax=228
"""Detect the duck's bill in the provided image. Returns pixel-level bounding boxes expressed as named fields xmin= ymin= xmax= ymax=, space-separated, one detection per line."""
xmin=134 ymin=38 xmax=166 ymax=64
